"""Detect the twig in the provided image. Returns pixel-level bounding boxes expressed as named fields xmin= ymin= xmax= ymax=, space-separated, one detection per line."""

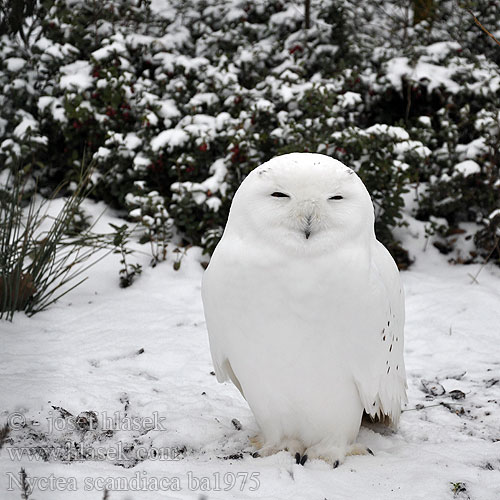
xmin=20 ymin=468 xmax=31 ymax=500
xmin=0 ymin=424 xmax=9 ymax=449
xmin=467 ymin=9 xmax=500 ymax=47
xmin=468 ymin=235 xmax=499 ymax=284
xmin=402 ymin=402 xmax=462 ymax=412
xmin=405 ymin=79 xmax=412 ymax=122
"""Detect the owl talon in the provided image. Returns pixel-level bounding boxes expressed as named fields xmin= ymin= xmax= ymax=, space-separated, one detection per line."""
xmin=295 ymin=452 xmax=301 ymax=464
xmin=252 ymin=451 xmax=260 ymax=458
xmin=347 ymin=443 xmax=374 ymax=457
xmin=300 ymin=454 xmax=308 ymax=466
xmin=304 ymin=442 xmax=345 ymax=467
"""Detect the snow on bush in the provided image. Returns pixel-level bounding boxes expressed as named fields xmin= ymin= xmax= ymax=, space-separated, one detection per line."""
xmin=0 ymin=0 xmax=499 ymax=266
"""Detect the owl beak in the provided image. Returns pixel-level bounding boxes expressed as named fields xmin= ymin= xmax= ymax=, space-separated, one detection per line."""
xmin=299 ymin=201 xmax=318 ymax=240
xmin=304 ymin=215 xmax=312 ymax=240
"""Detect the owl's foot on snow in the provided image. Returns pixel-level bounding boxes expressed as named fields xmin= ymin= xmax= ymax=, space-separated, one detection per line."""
xmin=249 ymin=434 xmax=263 ymax=449
xmin=251 ymin=435 xmax=306 ymax=462
xmin=304 ymin=442 xmax=374 ymax=467
xmin=295 ymin=452 xmax=308 ymax=465
xmin=347 ymin=443 xmax=374 ymax=456
xmin=250 ymin=436 xmax=372 ymax=467
xmin=304 ymin=443 xmax=345 ymax=468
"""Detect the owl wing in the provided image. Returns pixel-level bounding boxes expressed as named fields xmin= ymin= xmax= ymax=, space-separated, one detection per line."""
xmin=201 ymin=253 xmax=245 ymax=398
xmin=352 ymin=241 xmax=407 ymax=427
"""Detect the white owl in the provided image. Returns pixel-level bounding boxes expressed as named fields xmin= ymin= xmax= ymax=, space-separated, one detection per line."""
xmin=202 ymin=152 xmax=407 ymax=467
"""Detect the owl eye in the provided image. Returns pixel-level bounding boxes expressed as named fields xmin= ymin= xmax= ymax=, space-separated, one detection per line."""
xmin=271 ymin=192 xmax=290 ymax=198
xmin=328 ymin=195 xmax=343 ymax=200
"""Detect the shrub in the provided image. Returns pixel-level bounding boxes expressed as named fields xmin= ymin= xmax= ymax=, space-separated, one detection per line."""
xmin=0 ymin=166 xmax=114 ymax=320
xmin=0 ymin=0 xmax=499 ymax=267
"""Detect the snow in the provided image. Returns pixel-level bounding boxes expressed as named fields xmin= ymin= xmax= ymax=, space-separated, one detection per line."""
xmin=424 ymin=41 xmax=462 ymax=63
xmin=206 ymin=197 xmax=222 ymax=212
xmin=145 ymin=111 xmax=159 ymax=126
xmin=254 ymin=99 xmax=274 ymax=112
xmin=394 ymin=140 xmax=431 ymax=158
xmin=5 ymin=57 xmax=26 ymax=72
xmin=224 ymin=8 xmax=246 ymax=23
xmin=1 ymin=203 xmax=500 ymax=500
xmin=386 ymin=57 xmax=460 ymax=93
xmin=365 ymin=124 xmax=410 ymax=140
xmin=454 ymin=160 xmax=481 ymax=177
xmin=38 ymin=96 xmax=56 ymax=112
xmin=203 ymin=158 xmax=228 ymax=196
xmin=215 ymin=112 xmax=232 ymax=130
xmin=91 ymin=41 xmax=127 ymax=61
xmin=40 ymin=42 xmax=77 ymax=60
xmin=59 ymin=61 xmax=93 ymax=91
xmin=94 ymin=147 xmax=111 ymax=159
xmin=456 ymin=138 xmax=489 ymax=160
xmin=11 ymin=78 xmax=31 ymax=90
xmin=176 ymin=55 xmax=210 ymax=73
xmin=418 ymin=116 xmax=432 ymax=127
xmin=0 ymin=138 xmax=21 ymax=157
xmin=1 ymin=1 xmax=500 ymax=497
xmin=150 ymin=129 xmax=189 ymax=152
xmin=149 ymin=0 xmax=178 ymax=20
xmin=157 ymin=99 xmax=181 ymax=123
xmin=104 ymin=132 xmax=142 ymax=153
xmin=124 ymin=133 xmax=142 ymax=151
xmin=339 ymin=92 xmax=362 ymax=108
xmin=280 ymin=69 xmax=300 ymax=81
xmin=13 ymin=112 xmax=38 ymax=138
xmin=133 ymin=153 xmax=151 ymax=170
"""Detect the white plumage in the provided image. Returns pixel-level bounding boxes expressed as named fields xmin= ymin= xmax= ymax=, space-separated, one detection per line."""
xmin=202 ymin=152 xmax=407 ymax=466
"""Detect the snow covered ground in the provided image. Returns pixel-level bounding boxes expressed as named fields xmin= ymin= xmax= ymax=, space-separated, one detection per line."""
xmin=1 ymin=203 xmax=500 ymax=500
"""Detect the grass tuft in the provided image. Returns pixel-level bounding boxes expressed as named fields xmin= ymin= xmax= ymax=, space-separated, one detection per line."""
xmin=0 ymin=164 xmax=118 ymax=320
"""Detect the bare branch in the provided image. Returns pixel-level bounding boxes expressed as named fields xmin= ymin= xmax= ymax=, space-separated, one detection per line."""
xmin=467 ymin=8 xmax=500 ymax=47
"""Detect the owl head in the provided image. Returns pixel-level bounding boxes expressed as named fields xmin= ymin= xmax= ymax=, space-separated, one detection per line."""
xmin=225 ymin=153 xmax=376 ymax=254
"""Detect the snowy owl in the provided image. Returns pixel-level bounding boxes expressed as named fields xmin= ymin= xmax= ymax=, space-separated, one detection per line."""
xmin=202 ymin=152 xmax=407 ymax=467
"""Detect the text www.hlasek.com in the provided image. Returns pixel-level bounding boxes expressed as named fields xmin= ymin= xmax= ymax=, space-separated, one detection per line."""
xmin=6 ymin=442 xmax=182 ymax=462
xmin=7 ymin=471 xmax=261 ymax=493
